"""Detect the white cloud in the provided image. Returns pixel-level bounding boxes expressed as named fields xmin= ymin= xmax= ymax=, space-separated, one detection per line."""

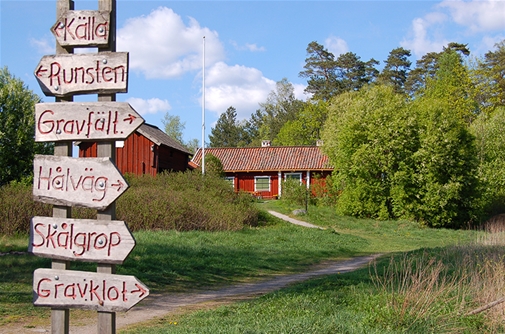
xmin=126 ymin=97 xmax=171 ymax=115
xmin=205 ymin=62 xmax=275 ymax=120
xmin=401 ymin=12 xmax=449 ymax=58
xmin=30 ymin=36 xmax=54 ymax=55
xmin=438 ymin=0 xmax=505 ymax=33
xmin=117 ymin=7 xmax=225 ymax=79
xmin=324 ymin=36 xmax=348 ymax=56
xmin=230 ymin=40 xmax=266 ymax=52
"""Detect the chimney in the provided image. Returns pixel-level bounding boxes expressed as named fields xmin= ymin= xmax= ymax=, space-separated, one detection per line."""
xmin=261 ymin=140 xmax=271 ymax=147
xmin=316 ymin=140 xmax=324 ymax=147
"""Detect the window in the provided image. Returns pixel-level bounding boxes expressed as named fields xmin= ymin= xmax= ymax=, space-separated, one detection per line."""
xmin=254 ymin=176 xmax=271 ymax=192
xmin=284 ymin=173 xmax=302 ymax=184
xmin=224 ymin=176 xmax=235 ymax=188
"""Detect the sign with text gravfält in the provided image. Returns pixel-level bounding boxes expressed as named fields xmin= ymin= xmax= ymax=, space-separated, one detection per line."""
xmin=29 ymin=217 xmax=135 ymax=264
xmin=35 ymin=102 xmax=144 ymax=142
xmin=52 ymin=10 xmax=110 ymax=47
xmin=33 ymin=155 xmax=128 ymax=211
xmin=33 ymin=268 xmax=149 ymax=312
xmin=34 ymin=52 xmax=128 ymax=97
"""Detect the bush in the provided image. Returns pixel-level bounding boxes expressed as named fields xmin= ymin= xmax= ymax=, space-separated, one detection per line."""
xmin=0 ymin=171 xmax=259 ymax=235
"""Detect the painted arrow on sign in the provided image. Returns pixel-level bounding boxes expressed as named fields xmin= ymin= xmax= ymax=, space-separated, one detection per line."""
xmin=35 ymin=102 xmax=144 ymax=142
xmin=33 ymin=268 xmax=149 ymax=312
xmin=34 ymin=52 xmax=128 ymax=97
xmin=29 ymin=217 xmax=135 ymax=264
xmin=33 ymin=155 xmax=128 ymax=211
xmin=51 ymin=10 xmax=110 ymax=47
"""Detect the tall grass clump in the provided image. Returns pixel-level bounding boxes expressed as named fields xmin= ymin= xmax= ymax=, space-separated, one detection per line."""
xmin=0 ymin=171 xmax=259 ymax=235
xmin=370 ymin=231 xmax=505 ymax=332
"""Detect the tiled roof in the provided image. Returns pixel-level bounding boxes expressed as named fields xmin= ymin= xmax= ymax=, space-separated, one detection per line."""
xmin=191 ymin=146 xmax=332 ymax=172
xmin=137 ymin=123 xmax=191 ymax=155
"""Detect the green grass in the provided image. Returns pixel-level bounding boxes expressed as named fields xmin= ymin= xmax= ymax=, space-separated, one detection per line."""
xmin=0 ymin=204 xmax=480 ymax=330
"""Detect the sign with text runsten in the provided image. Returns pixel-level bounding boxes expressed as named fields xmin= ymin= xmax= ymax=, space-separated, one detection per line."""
xmin=34 ymin=52 xmax=128 ymax=97
xmin=33 ymin=268 xmax=149 ymax=312
xmin=52 ymin=10 xmax=110 ymax=47
xmin=29 ymin=217 xmax=135 ymax=264
xmin=35 ymin=102 xmax=144 ymax=142
xmin=33 ymin=155 xmax=128 ymax=211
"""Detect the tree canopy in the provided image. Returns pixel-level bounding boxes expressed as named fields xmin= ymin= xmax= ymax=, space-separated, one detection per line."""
xmin=0 ymin=67 xmax=52 ymax=185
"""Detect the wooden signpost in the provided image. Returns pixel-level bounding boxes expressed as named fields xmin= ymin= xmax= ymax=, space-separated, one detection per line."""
xmin=33 ymin=269 xmax=149 ymax=311
xmin=34 ymin=52 xmax=128 ymax=96
xmin=31 ymin=1 xmax=148 ymax=332
xmin=51 ymin=10 xmax=110 ymax=47
xmin=30 ymin=217 xmax=135 ymax=264
xmin=35 ymin=102 xmax=144 ymax=142
xmin=33 ymin=155 xmax=128 ymax=210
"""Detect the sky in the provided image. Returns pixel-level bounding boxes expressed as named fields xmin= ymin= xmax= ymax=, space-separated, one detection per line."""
xmin=1 ymin=0 xmax=505 ymax=147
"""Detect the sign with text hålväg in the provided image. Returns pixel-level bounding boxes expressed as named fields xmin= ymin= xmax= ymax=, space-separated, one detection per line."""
xmin=33 ymin=155 xmax=128 ymax=211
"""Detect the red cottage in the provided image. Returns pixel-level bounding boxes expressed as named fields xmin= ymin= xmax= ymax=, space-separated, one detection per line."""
xmin=79 ymin=123 xmax=192 ymax=176
xmin=191 ymin=144 xmax=333 ymax=199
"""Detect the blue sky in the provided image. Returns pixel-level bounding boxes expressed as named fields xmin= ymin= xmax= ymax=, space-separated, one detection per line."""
xmin=2 ymin=1 xmax=505 ymax=146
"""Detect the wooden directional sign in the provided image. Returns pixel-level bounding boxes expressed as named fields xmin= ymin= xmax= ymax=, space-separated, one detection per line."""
xmin=33 ymin=155 xmax=128 ymax=211
xmin=34 ymin=52 xmax=128 ymax=97
xmin=29 ymin=217 xmax=135 ymax=264
xmin=52 ymin=10 xmax=110 ymax=47
xmin=33 ymin=269 xmax=149 ymax=312
xmin=35 ymin=102 xmax=144 ymax=142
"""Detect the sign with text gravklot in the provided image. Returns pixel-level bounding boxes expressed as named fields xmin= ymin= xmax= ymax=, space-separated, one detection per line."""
xmin=33 ymin=269 xmax=149 ymax=312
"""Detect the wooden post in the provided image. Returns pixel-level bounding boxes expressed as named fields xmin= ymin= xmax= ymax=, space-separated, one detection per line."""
xmin=97 ymin=0 xmax=117 ymax=333
xmin=52 ymin=1 xmax=74 ymax=333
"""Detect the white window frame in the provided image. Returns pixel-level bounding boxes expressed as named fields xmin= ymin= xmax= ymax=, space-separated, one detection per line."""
xmin=254 ymin=176 xmax=271 ymax=192
xmin=284 ymin=172 xmax=302 ymax=184
xmin=224 ymin=176 xmax=235 ymax=188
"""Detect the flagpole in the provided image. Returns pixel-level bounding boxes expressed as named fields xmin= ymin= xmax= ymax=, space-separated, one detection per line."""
xmin=202 ymin=36 xmax=205 ymax=175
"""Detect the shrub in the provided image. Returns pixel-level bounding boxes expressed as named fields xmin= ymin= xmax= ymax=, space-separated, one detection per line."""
xmin=0 ymin=171 xmax=259 ymax=235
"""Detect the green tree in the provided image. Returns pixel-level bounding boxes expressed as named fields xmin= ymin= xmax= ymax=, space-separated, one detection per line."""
xmin=322 ymin=85 xmax=418 ymax=220
xmin=335 ymin=52 xmax=379 ymax=94
xmin=275 ymin=100 xmax=328 ymax=146
xmin=409 ymin=96 xmax=478 ymax=227
xmin=299 ymin=41 xmax=339 ymax=101
xmin=378 ymin=47 xmax=412 ymax=94
xmin=470 ymin=106 xmax=505 ymax=217
xmin=204 ymin=153 xmax=225 ymax=177
xmin=0 ymin=67 xmax=52 ymax=185
xmin=162 ymin=111 xmax=184 ymax=144
xmin=248 ymin=78 xmax=304 ymax=145
xmin=209 ymin=106 xmax=244 ymax=147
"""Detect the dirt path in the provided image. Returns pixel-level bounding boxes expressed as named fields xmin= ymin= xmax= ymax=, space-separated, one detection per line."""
xmin=2 ymin=212 xmax=380 ymax=333
xmin=2 ymin=254 xmax=380 ymax=334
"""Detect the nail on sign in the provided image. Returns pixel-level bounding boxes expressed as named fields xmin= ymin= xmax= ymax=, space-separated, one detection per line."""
xmin=33 ymin=268 xmax=149 ymax=312
xmin=35 ymin=102 xmax=144 ymax=142
xmin=33 ymin=155 xmax=128 ymax=211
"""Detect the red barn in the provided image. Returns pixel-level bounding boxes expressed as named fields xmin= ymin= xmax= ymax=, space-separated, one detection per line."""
xmin=79 ymin=123 xmax=192 ymax=176
xmin=191 ymin=144 xmax=333 ymax=199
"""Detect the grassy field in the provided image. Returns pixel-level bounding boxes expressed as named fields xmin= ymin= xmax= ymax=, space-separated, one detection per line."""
xmin=0 ymin=201 xmax=494 ymax=332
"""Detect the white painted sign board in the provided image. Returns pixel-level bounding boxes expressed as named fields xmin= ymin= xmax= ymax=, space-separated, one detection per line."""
xmin=35 ymin=102 xmax=144 ymax=142
xmin=34 ymin=52 xmax=128 ymax=97
xmin=33 ymin=155 xmax=128 ymax=211
xmin=51 ymin=10 xmax=110 ymax=47
xmin=29 ymin=217 xmax=135 ymax=264
xmin=33 ymin=269 xmax=149 ymax=312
